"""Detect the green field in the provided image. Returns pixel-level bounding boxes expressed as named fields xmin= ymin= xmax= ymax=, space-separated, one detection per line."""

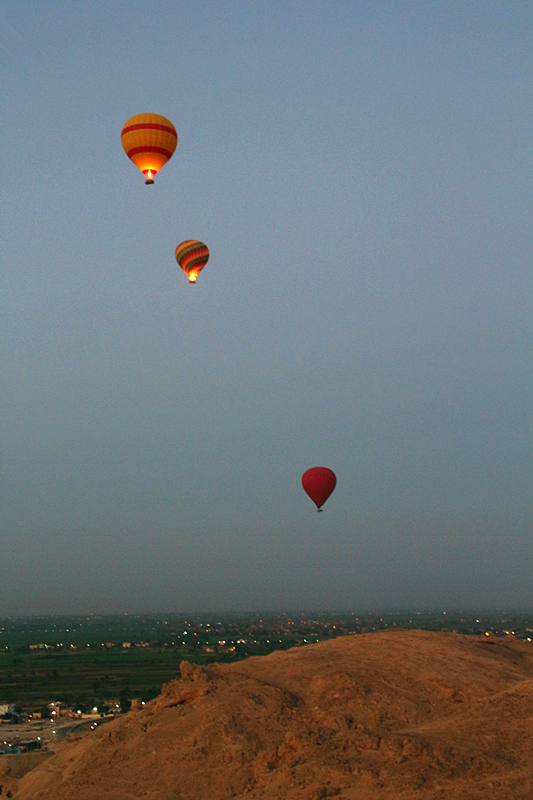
xmin=1 ymin=648 xmax=179 ymax=711
xmin=0 ymin=613 xmax=300 ymax=712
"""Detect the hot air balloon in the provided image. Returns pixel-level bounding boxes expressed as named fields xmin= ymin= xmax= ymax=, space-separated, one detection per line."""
xmin=301 ymin=467 xmax=337 ymax=512
xmin=175 ymin=240 xmax=210 ymax=283
xmin=121 ymin=113 xmax=177 ymax=184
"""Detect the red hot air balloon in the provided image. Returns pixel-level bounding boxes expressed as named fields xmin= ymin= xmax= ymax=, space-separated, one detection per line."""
xmin=301 ymin=467 xmax=337 ymax=512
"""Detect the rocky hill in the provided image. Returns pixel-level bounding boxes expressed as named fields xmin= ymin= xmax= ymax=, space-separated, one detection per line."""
xmin=8 ymin=630 xmax=533 ymax=799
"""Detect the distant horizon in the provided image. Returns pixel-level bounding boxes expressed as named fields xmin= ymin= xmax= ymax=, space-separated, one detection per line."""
xmin=2 ymin=607 xmax=533 ymax=619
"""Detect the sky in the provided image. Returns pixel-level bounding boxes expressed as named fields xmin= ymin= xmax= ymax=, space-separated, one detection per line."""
xmin=1 ymin=1 xmax=532 ymax=614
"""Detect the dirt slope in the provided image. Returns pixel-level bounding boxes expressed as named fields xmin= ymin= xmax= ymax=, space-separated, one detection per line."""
xmin=10 ymin=630 xmax=533 ymax=799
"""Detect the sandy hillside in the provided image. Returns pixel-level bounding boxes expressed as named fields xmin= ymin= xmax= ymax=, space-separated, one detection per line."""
xmin=9 ymin=630 xmax=533 ymax=799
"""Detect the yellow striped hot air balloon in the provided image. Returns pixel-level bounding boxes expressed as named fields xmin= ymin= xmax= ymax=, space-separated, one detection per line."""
xmin=175 ymin=241 xmax=210 ymax=284
xmin=121 ymin=113 xmax=177 ymax=184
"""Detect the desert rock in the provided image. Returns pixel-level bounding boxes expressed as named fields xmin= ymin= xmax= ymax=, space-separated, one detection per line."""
xmin=11 ymin=630 xmax=533 ymax=799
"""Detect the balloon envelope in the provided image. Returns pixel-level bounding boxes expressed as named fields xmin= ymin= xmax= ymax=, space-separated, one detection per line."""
xmin=301 ymin=467 xmax=337 ymax=511
xmin=121 ymin=113 xmax=177 ymax=183
xmin=175 ymin=240 xmax=210 ymax=283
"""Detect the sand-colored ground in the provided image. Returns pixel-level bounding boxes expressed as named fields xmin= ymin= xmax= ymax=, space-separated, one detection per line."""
xmin=0 ymin=751 xmax=52 ymax=781
xmin=8 ymin=630 xmax=533 ymax=799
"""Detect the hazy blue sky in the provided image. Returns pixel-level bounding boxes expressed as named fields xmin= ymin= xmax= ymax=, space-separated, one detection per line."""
xmin=1 ymin=1 xmax=532 ymax=614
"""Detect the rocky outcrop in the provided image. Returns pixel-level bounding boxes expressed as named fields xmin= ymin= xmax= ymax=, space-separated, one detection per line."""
xmin=12 ymin=631 xmax=533 ymax=799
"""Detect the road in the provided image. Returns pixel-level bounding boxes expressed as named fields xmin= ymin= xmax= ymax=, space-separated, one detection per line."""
xmin=1 ymin=715 xmax=117 ymax=746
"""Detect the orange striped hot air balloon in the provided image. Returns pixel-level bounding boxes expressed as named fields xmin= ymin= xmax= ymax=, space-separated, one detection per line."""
xmin=121 ymin=113 xmax=177 ymax=184
xmin=175 ymin=241 xmax=210 ymax=284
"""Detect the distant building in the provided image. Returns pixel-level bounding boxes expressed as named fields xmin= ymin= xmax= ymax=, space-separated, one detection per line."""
xmin=48 ymin=702 xmax=74 ymax=718
xmin=19 ymin=739 xmax=42 ymax=752
xmin=0 ymin=704 xmax=16 ymax=716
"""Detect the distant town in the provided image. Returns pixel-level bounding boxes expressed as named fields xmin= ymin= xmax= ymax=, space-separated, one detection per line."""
xmin=1 ymin=610 xmax=533 ymax=754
